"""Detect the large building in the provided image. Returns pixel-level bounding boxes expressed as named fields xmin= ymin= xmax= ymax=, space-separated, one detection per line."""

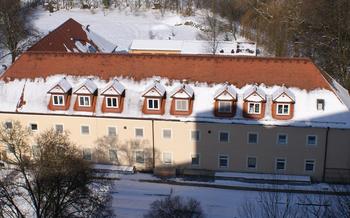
xmin=0 ymin=52 xmax=349 ymax=182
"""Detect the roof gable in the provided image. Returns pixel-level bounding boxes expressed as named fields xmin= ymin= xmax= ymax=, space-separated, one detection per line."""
xmin=48 ymin=78 xmax=72 ymax=94
xmin=101 ymin=79 xmax=125 ymax=95
xmin=171 ymin=84 xmax=194 ymax=98
xmin=74 ymin=79 xmax=97 ymax=95
xmin=243 ymin=85 xmax=266 ymax=101
xmin=272 ymin=87 xmax=295 ymax=103
xmin=214 ymin=84 xmax=237 ymax=100
xmin=142 ymin=81 xmax=166 ymax=97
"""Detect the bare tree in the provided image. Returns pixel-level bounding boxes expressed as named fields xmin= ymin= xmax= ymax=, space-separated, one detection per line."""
xmin=0 ymin=121 xmax=114 ymax=218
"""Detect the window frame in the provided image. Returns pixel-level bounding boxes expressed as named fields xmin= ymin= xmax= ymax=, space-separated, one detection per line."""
xmin=4 ymin=121 xmax=13 ymax=129
xmin=218 ymin=101 xmax=232 ymax=113
xmin=54 ymin=124 xmax=64 ymax=133
xmin=107 ymin=126 xmax=117 ymax=137
xmin=247 ymin=102 xmax=261 ymax=114
xmin=276 ymin=133 xmax=288 ymax=145
xmin=276 ymin=103 xmax=290 ymax=115
xmin=316 ymin=99 xmax=325 ymax=111
xmin=247 ymin=156 xmax=257 ymax=169
xmin=83 ymin=148 xmax=92 ymax=161
xmin=134 ymin=150 xmax=145 ymax=164
xmin=304 ymin=159 xmax=316 ymax=173
xmin=109 ymin=149 xmax=118 ymax=162
xmin=52 ymin=94 xmax=65 ymax=106
xmin=218 ymin=131 xmax=230 ymax=143
xmin=80 ymin=125 xmax=90 ymax=135
xmin=175 ymin=99 xmax=189 ymax=111
xmin=162 ymin=128 xmax=172 ymax=139
xmin=190 ymin=130 xmax=200 ymax=142
xmin=247 ymin=132 xmax=259 ymax=144
xmin=218 ymin=154 xmax=229 ymax=168
xmin=191 ymin=153 xmax=200 ymax=167
xmin=78 ymin=95 xmax=91 ymax=107
xmin=135 ymin=127 xmax=144 ymax=138
xmin=162 ymin=152 xmax=173 ymax=165
xmin=147 ymin=98 xmax=160 ymax=110
xmin=306 ymin=135 xmax=318 ymax=146
xmin=105 ymin=96 xmax=119 ymax=108
xmin=29 ymin=123 xmax=39 ymax=132
xmin=275 ymin=158 xmax=287 ymax=171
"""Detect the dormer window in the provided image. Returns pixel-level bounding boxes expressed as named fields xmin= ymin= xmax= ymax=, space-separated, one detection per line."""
xmin=248 ymin=102 xmax=261 ymax=114
xmin=147 ymin=98 xmax=160 ymax=110
xmin=170 ymin=84 xmax=194 ymax=116
xmin=73 ymin=79 xmax=98 ymax=112
xmin=317 ymin=99 xmax=325 ymax=111
xmin=47 ymin=78 xmax=72 ymax=111
xmin=214 ymin=84 xmax=237 ymax=117
xmin=52 ymin=94 xmax=64 ymax=106
xmin=79 ymin=96 xmax=91 ymax=107
xmin=142 ymin=81 xmax=166 ymax=115
xmin=272 ymin=87 xmax=295 ymax=120
xmin=106 ymin=96 xmax=118 ymax=108
xmin=101 ymin=79 xmax=125 ymax=113
xmin=243 ymin=85 xmax=266 ymax=119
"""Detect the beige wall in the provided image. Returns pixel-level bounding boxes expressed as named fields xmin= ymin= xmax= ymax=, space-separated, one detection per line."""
xmin=0 ymin=112 xmax=349 ymax=182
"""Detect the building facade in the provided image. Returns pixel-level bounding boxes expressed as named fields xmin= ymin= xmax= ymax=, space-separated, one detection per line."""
xmin=0 ymin=52 xmax=349 ymax=182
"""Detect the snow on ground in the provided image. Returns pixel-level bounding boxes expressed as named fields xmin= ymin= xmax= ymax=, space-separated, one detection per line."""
xmin=32 ymin=7 xmax=202 ymax=51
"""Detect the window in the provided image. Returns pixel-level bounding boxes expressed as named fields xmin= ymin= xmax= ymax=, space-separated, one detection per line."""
xmin=147 ymin=98 xmax=160 ymax=110
xmin=175 ymin=99 xmax=189 ymax=111
xmin=108 ymin=127 xmax=117 ymax=137
xmin=218 ymin=101 xmax=232 ymax=113
xmin=52 ymin=95 xmax=64 ymax=106
xmin=219 ymin=131 xmax=229 ymax=143
xmin=106 ymin=97 xmax=118 ymax=108
xmin=163 ymin=152 xmax=172 ymax=164
xmin=79 ymin=96 xmax=91 ymax=107
xmin=30 ymin=123 xmax=38 ymax=131
xmin=276 ymin=158 xmax=286 ymax=171
xmin=109 ymin=149 xmax=118 ymax=162
xmin=248 ymin=133 xmax=258 ymax=144
xmin=276 ymin=104 xmax=290 ymax=115
xmin=317 ymin=99 xmax=325 ymax=111
xmin=162 ymin=129 xmax=172 ymax=139
xmin=191 ymin=154 xmax=200 ymax=166
xmin=248 ymin=102 xmax=261 ymax=114
xmin=305 ymin=160 xmax=315 ymax=172
xmin=32 ymin=145 xmax=40 ymax=157
xmin=81 ymin=125 xmax=90 ymax=135
xmin=191 ymin=130 xmax=200 ymax=141
xmin=4 ymin=121 xmax=12 ymax=129
xmin=135 ymin=151 xmax=145 ymax=163
xmin=247 ymin=157 xmax=257 ymax=169
xmin=218 ymin=155 xmax=229 ymax=168
xmin=277 ymin=134 xmax=288 ymax=145
xmin=307 ymin=135 xmax=317 ymax=146
xmin=83 ymin=148 xmax=92 ymax=161
xmin=135 ymin=128 xmax=144 ymax=138
xmin=55 ymin=124 xmax=64 ymax=133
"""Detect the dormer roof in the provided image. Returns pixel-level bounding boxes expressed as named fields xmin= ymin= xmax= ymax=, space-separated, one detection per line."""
xmin=74 ymin=79 xmax=98 ymax=95
xmin=48 ymin=77 xmax=72 ymax=94
xmin=101 ymin=79 xmax=125 ymax=96
xmin=142 ymin=81 xmax=166 ymax=97
xmin=272 ymin=86 xmax=295 ymax=103
xmin=214 ymin=83 xmax=237 ymax=100
xmin=170 ymin=84 xmax=194 ymax=98
xmin=243 ymin=85 xmax=266 ymax=101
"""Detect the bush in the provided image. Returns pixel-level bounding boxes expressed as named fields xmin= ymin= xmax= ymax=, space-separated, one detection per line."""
xmin=144 ymin=195 xmax=204 ymax=218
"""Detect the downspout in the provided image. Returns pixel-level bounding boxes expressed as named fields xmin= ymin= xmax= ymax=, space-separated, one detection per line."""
xmin=322 ymin=127 xmax=330 ymax=182
xmin=152 ymin=119 xmax=155 ymax=170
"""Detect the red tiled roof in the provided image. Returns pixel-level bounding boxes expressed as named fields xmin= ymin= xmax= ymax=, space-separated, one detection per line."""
xmin=1 ymin=52 xmax=332 ymax=91
xmin=28 ymin=18 xmax=100 ymax=52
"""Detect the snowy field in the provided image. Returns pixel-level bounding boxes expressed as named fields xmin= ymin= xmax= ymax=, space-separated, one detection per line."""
xmin=32 ymin=7 xmax=203 ymax=51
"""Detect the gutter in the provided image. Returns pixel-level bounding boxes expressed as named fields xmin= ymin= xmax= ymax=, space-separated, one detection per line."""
xmin=322 ymin=127 xmax=330 ymax=182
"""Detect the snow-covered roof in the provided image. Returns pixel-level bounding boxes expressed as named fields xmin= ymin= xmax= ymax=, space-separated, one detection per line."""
xmin=142 ymin=80 xmax=166 ymax=97
xmin=170 ymin=84 xmax=194 ymax=98
xmin=272 ymin=86 xmax=295 ymax=102
xmin=0 ymin=76 xmax=349 ymax=129
xmin=129 ymin=40 xmax=256 ymax=56
xmin=243 ymin=85 xmax=266 ymax=101
xmin=214 ymin=83 xmax=237 ymax=100
xmin=48 ymin=77 xmax=72 ymax=94
xmin=101 ymin=79 xmax=125 ymax=95
xmin=74 ymin=79 xmax=98 ymax=95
